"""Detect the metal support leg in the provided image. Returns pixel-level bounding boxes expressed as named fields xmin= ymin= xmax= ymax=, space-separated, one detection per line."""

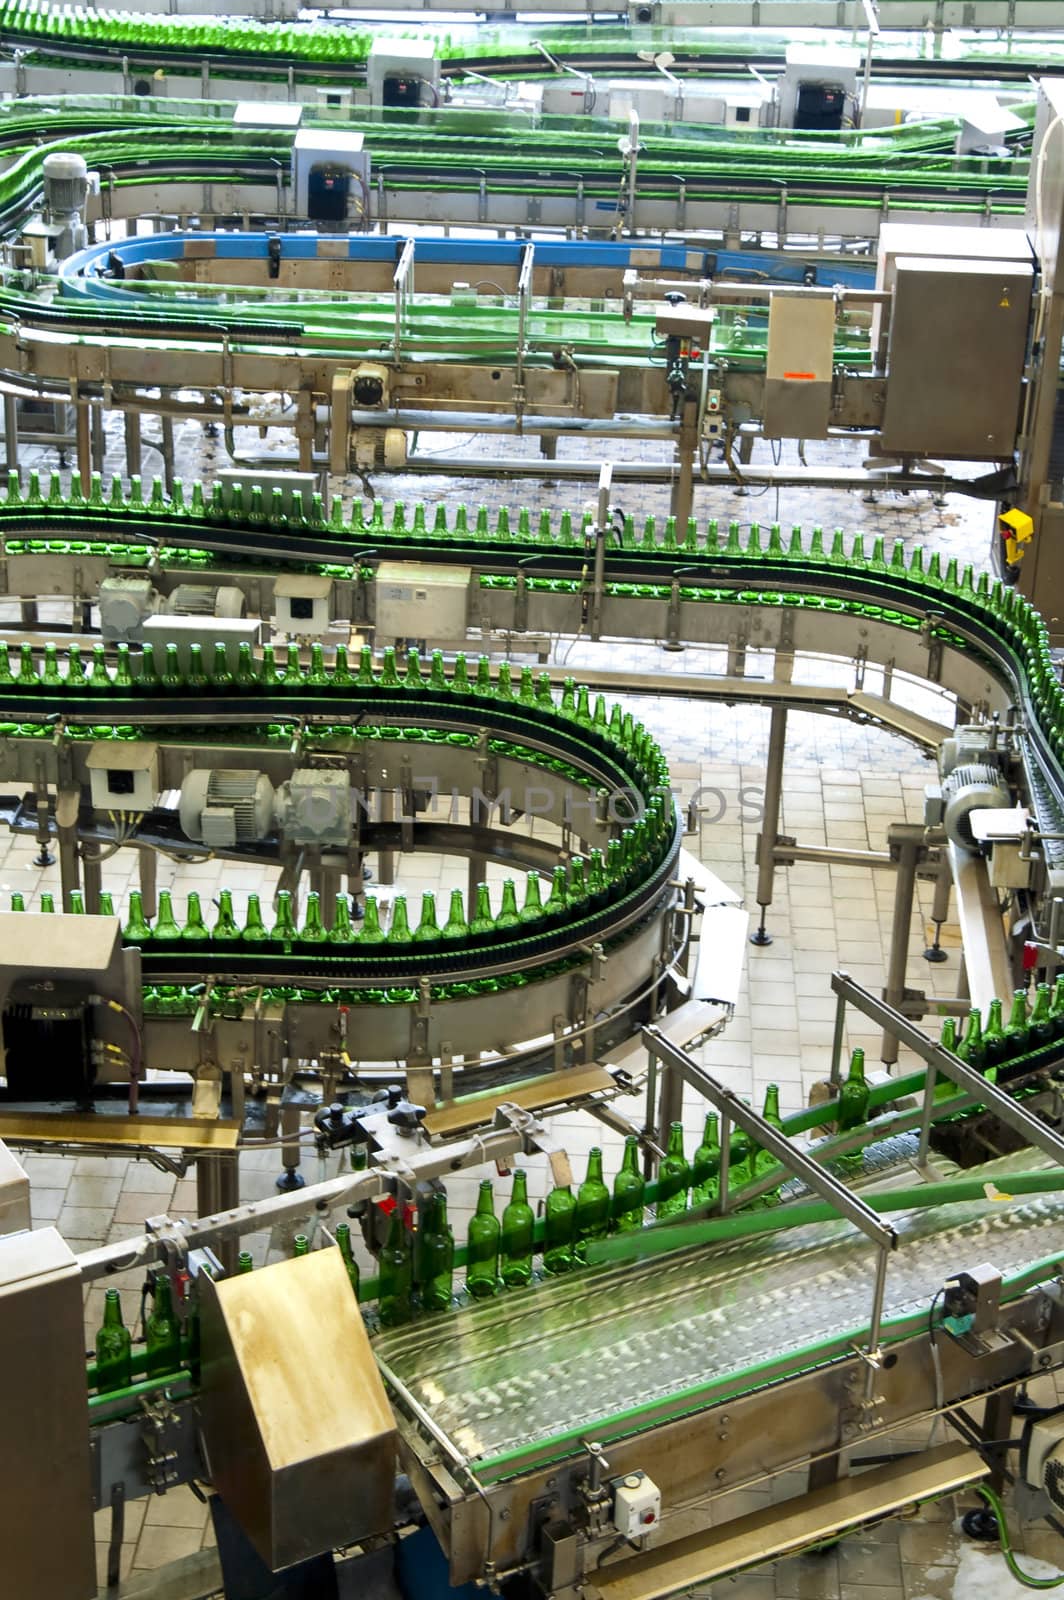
xmin=160 ymin=412 xmax=176 ymax=496
xmin=90 ymin=404 xmax=106 ymax=475
xmin=296 ymin=390 xmax=314 ymax=473
xmin=82 ymin=849 xmax=103 ymax=914
xmin=882 ymin=835 xmax=920 ymax=1066
xmin=124 ymin=410 xmax=141 ymax=480
xmin=138 ymin=846 xmax=157 ymax=920
xmin=750 ymin=705 xmax=788 ymax=946
xmin=34 ymin=767 xmax=55 ymax=868
xmin=656 ymin=1059 xmax=684 ymax=1151
xmin=75 ymin=404 xmax=92 ymax=496
xmin=670 ymin=401 xmax=697 ymax=526
xmin=196 ymin=1152 xmax=240 ymax=1275
xmin=3 ymin=394 xmax=17 ymax=473
xmin=924 ymin=850 xmax=951 ymax=964
xmin=378 ymin=789 xmax=395 ymax=889
xmin=20 ymin=600 xmax=38 ymax=628
xmin=982 ymin=1387 xmax=1016 ymax=1495
xmin=56 ymin=791 xmax=81 ymax=898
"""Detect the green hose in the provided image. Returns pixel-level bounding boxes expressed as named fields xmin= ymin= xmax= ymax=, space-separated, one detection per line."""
xmin=976 ymin=1485 xmax=1064 ymax=1588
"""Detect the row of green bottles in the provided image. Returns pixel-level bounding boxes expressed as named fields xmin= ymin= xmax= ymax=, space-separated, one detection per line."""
xmin=94 ymin=1274 xmax=184 ymax=1395
xmin=936 ymin=979 xmax=1064 ymax=1091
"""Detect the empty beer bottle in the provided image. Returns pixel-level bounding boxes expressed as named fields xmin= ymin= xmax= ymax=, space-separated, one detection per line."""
xmin=1050 ymin=976 xmax=1064 ymax=1041
xmin=955 ymin=1008 xmax=986 ymax=1069
xmin=466 ymin=1180 xmax=500 ymax=1298
xmin=500 ymin=1170 xmax=535 ymax=1287
xmin=575 ymin=1148 xmax=611 ymax=1257
xmin=98 ymin=891 xmax=115 ymax=917
xmin=441 ymin=888 xmax=469 ymax=940
xmin=934 ymin=1017 xmax=959 ymax=1102
xmin=542 ymin=1181 xmax=577 ymax=1274
xmin=655 ymin=1122 xmax=689 ymax=1219
xmin=1030 ymin=982 xmax=1054 ymax=1045
xmin=982 ymin=998 xmax=1008 ymax=1068
xmin=182 ymin=890 xmax=209 ymax=941
xmin=300 ymin=891 xmax=328 ymax=943
xmin=378 ymin=1207 xmax=413 ymax=1327
xmin=420 ymin=1193 xmax=454 ymax=1313
xmin=838 ymin=1049 xmax=870 ymax=1132
xmin=1004 ymin=985 xmax=1030 ymax=1049
xmin=611 ymin=1135 xmax=645 ymax=1232
xmin=68 ymin=891 xmax=85 ymax=915
xmin=292 ymin=1234 xmax=310 ymax=1257
xmin=123 ymin=890 xmax=151 ymax=942
xmin=145 ymin=1273 xmax=181 ymax=1380
xmin=388 ymin=895 xmax=413 ymax=943
xmin=213 ymin=888 xmax=241 ymax=941
xmin=236 ymin=1251 xmax=254 ymax=1274
xmin=494 ymin=881 xmax=521 ymax=930
xmin=413 ymin=891 xmax=440 ymax=942
xmin=40 ymin=892 xmax=56 ymax=914
xmin=358 ymin=897 xmax=384 ymax=944
xmin=95 ymin=1288 xmax=132 ymax=1394
xmin=151 ymin=889 xmax=182 ymax=941
xmin=469 ymin=883 xmax=495 ymax=935
xmin=272 ymin=890 xmax=298 ymax=947
xmin=243 ymin=893 xmax=269 ymax=941
xmin=334 ymin=1221 xmax=361 ymax=1302
xmin=690 ymin=1113 xmax=721 ymax=1206
xmin=328 ymin=894 xmax=356 ymax=943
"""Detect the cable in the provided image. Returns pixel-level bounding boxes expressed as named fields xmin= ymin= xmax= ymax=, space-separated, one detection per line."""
xmin=975 ymin=1485 xmax=1064 ymax=1588
xmin=926 ymin=1286 xmax=946 ymax=1444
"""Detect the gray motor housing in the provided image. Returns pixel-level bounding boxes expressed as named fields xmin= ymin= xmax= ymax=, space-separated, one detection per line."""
xmin=941 ymin=762 xmax=1012 ymax=849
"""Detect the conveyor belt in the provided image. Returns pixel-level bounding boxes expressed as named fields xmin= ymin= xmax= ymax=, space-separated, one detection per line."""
xmin=376 ymin=1152 xmax=1064 ymax=1482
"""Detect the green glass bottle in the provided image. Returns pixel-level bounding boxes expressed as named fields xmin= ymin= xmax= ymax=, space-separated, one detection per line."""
xmin=469 ymin=883 xmax=495 ymax=935
xmin=413 ymin=891 xmax=441 ymax=942
xmin=186 ymin=643 xmax=208 ymax=691
xmin=388 ymin=895 xmax=413 ymax=943
xmin=691 ymin=1114 xmax=721 ymax=1206
xmin=542 ymin=1181 xmax=577 ymax=1275
xmin=500 ymin=1170 xmax=535 ymax=1287
xmin=466 ymin=1180 xmax=500 ymax=1299
xmin=611 ymin=1136 xmax=646 ymax=1232
xmin=113 ymin=644 xmax=134 ymax=689
xmin=15 ymin=643 xmax=38 ymax=687
xmin=358 ymin=897 xmax=384 ymax=944
xmin=334 ymin=1221 xmax=361 ymax=1302
xmin=94 ymin=1288 xmax=132 ymax=1394
xmin=66 ymin=644 xmax=87 ymax=687
xmin=378 ymin=1207 xmax=413 ymax=1328
xmin=123 ymin=890 xmax=151 ymax=942
xmin=9 ymin=893 xmax=24 ymax=912
xmin=955 ymin=1008 xmax=986 ymax=1068
xmin=243 ymin=892 xmax=269 ymax=941
xmin=656 ymin=1122 xmax=689 ymax=1218
xmin=40 ymin=892 xmax=56 ymax=914
xmin=161 ymin=643 xmax=182 ymax=690
xmin=328 ymin=894 xmax=356 ymax=943
xmin=182 ymin=890 xmax=210 ymax=941
xmin=495 ymin=880 xmax=521 ymax=930
xmin=838 ymin=1049 xmax=870 ymax=1132
xmin=236 ymin=1251 xmax=254 ymax=1275
xmin=145 ymin=1273 xmax=181 ymax=1380
xmin=441 ymin=888 xmax=469 ymax=940
xmin=757 ymin=1085 xmax=785 ymax=1177
xmin=213 ymin=888 xmax=242 ymax=940
xmin=235 ymin=642 xmax=258 ymax=688
xmin=982 ymin=998 xmax=1008 ymax=1066
xmin=272 ymin=890 xmax=297 ymax=947
xmin=1050 ymin=976 xmax=1064 ymax=1040
xmin=520 ymin=873 xmax=544 ymax=922
xmin=68 ymin=890 xmax=85 ymax=915
xmin=934 ymin=1017 xmax=959 ymax=1102
xmin=151 ymin=888 xmax=182 ymax=940
xmin=210 ymin=643 xmax=233 ymax=688
xmin=98 ymin=891 xmax=115 ymax=917
xmin=300 ymin=891 xmax=328 ymax=942
xmin=42 ymin=643 xmax=62 ymax=687
xmin=575 ymin=1147 xmax=611 ymax=1258
xmin=1004 ymin=989 xmax=1030 ymax=1051
xmin=292 ymin=1234 xmax=310 ymax=1257
xmin=420 ymin=1192 xmax=454 ymax=1313
xmin=1031 ymin=982 xmax=1054 ymax=1044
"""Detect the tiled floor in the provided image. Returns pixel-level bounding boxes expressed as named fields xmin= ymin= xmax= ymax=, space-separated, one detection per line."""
xmin=8 ymin=419 xmax=1054 ymax=1595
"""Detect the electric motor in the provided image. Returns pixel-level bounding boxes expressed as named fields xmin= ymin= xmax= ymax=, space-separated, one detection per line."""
xmin=941 ymin=763 xmax=1012 ymax=849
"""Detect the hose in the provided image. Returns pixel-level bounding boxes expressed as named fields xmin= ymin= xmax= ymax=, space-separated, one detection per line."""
xmin=975 ymin=1485 xmax=1064 ymax=1588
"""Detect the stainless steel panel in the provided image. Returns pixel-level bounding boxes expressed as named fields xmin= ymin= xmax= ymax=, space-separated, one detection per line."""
xmin=199 ymin=1248 xmax=397 ymax=1572
xmin=1027 ymin=80 xmax=1064 ymax=298
xmin=763 ymin=293 xmax=835 ymax=439
xmin=0 ymin=1227 xmax=96 ymax=1599
xmin=880 ymin=257 xmax=1032 ymax=458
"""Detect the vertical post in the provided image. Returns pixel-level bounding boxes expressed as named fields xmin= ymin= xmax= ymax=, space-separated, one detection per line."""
xmin=716 ymin=1111 xmax=732 ymax=1215
xmin=829 ymin=983 xmax=848 ymax=1090
xmin=3 ymin=394 xmax=17 ymax=473
xmin=124 ymin=410 xmax=141 ymax=480
xmin=378 ymin=788 xmax=395 ymax=888
xmin=196 ymin=1153 xmax=240 ymax=1275
xmin=750 ymin=705 xmax=788 ymax=945
xmin=90 ymin=404 xmax=106 ymax=475
xmin=275 ymin=1100 xmax=306 ymax=1193
xmin=138 ymin=846 xmax=157 ymax=921
xmin=642 ymin=1046 xmax=658 ymax=1182
xmin=75 ymin=403 xmax=92 ymax=496
xmin=296 ymin=390 xmax=314 ymax=473
xmin=924 ymin=848 xmax=951 ymax=963
xmin=160 ymin=413 xmax=176 ymax=496
xmin=865 ymin=1242 xmax=890 ymax=1400
xmin=882 ymin=832 xmax=919 ymax=1065
xmin=81 ymin=850 xmax=103 ymax=914
xmin=670 ymin=401 xmax=698 ymax=526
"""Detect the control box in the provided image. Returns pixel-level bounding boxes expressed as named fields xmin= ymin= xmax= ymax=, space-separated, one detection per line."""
xmin=367 ymin=39 xmax=440 ymax=111
xmin=272 ymin=574 xmax=333 ymax=637
xmin=374 ymin=562 xmax=471 ymax=642
xmin=292 ymin=130 xmax=371 ymax=225
xmin=612 ymin=1471 xmax=661 ymax=1539
xmin=86 ymin=742 xmax=159 ymax=814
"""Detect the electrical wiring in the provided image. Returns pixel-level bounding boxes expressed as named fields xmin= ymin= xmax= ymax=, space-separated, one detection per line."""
xmin=975 ymin=1485 xmax=1064 ymax=1588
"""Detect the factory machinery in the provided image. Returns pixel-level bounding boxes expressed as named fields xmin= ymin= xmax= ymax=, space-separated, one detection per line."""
xmin=7 ymin=15 xmax=1064 ymax=1598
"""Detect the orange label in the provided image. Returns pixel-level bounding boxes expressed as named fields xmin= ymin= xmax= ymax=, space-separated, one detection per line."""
xmin=783 ymin=371 xmax=817 ymax=380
